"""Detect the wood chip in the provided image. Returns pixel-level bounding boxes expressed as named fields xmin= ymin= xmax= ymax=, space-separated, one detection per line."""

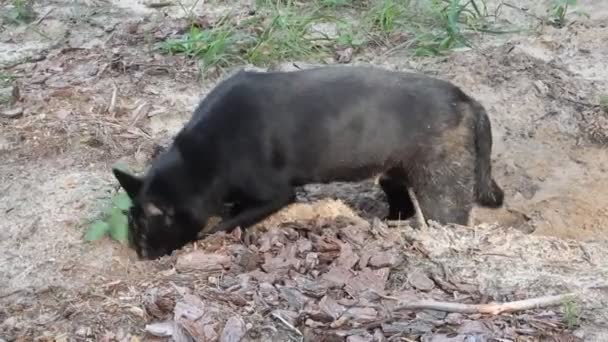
xmin=368 ymin=251 xmax=401 ymax=268
xmin=175 ymin=252 xmax=231 ymax=273
xmin=144 ymin=322 xmax=174 ymax=337
xmin=219 ymin=316 xmax=246 ymax=342
xmin=345 ymin=268 xmax=389 ymax=296
xmin=381 ymin=321 xmax=434 ymax=335
xmin=319 ymin=296 xmax=346 ymax=320
xmin=408 ymin=270 xmax=435 ymax=291
xmin=336 ymin=242 xmax=359 ymax=269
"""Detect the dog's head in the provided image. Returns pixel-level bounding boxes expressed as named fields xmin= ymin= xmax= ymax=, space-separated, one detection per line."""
xmin=113 ymin=166 xmax=208 ymax=259
xmin=111 ymin=144 xmax=220 ymax=259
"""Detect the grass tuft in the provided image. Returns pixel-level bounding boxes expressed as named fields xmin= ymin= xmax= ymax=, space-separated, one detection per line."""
xmin=158 ymin=0 xmax=520 ymax=75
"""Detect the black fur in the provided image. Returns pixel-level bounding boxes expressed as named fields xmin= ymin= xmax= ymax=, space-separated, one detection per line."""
xmin=113 ymin=65 xmax=504 ymax=259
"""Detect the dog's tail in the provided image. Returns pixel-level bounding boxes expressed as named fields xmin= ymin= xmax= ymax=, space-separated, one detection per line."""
xmin=467 ymin=95 xmax=504 ymax=208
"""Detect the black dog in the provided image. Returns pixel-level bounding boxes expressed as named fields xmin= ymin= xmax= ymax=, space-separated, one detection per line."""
xmin=113 ymin=65 xmax=504 ymax=259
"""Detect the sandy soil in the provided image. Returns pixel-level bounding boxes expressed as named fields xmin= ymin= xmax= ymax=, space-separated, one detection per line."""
xmin=1 ymin=0 xmax=608 ymax=340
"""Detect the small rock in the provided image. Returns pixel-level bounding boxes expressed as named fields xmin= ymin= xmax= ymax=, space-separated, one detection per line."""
xmin=305 ymin=318 xmax=325 ymax=328
xmin=382 ymin=321 xmax=433 ymax=335
xmin=278 ymin=286 xmax=308 ymax=311
xmin=145 ymin=321 xmax=175 ymax=337
xmin=219 ymin=316 xmax=246 ymax=342
xmin=336 ymin=47 xmax=353 ymax=64
xmin=301 ymin=280 xmax=327 ymax=298
xmin=0 ymin=84 xmax=19 ymax=105
xmin=418 ymin=310 xmax=447 ymax=321
xmin=305 ymin=252 xmax=318 ymax=269
xmin=1 ymin=107 xmax=23 ymax=118
xmin=407 ymin=270 xmax=435 ymax=291
xmin=372 ymin=328 xmax=386 ymax=342
xmin=308 ymin=22 xmax=338 ymax=40
xmin=457 ymin=320 xmax=492 ymax=335
xmin=322 ymin=265 xmax=352 ymax=287
xmin=347 ymin=332 xmax=374 ymax=342
xmin=319 ymin=295 xmax=346 ymax=320
xmin=233 ymin=247 xmax=261 ymax=271
xmin=336 ymin=242 xmax=359 ymax=269
xmin=533 ymin=80 xmax=549 ymax=95
xmin=75 ymin=327 xmax=92 ymax=337
xmin=344 ymin=267 xmax=389 ymax=296
xmin=143 ymin=0 xmax=173 ymax=8
xmin=296 ymin=238 xmax=313 ymax=254
xmin=422 ymin=334 xmax=468 ymax=342
xmin=342 ymin=306 xmax=378 ymax=324
xmin=445 ymin=313 xmax=464 ymax=325
xmin=368 ymin=251 xmax=401 ymax=268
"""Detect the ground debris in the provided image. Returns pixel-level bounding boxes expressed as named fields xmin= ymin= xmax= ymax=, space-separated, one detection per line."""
xmin=219 ymin=316 xmax=246 ymax=342
xmin=124 ymin=209 xmax=585 ymax=341
xmin=175 ymin=251 xmax=232 ymax=273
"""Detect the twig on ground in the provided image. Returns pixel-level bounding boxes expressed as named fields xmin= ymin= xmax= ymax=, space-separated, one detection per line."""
xmin=145 ymin=1 xmax=174 ymax=8
xmin=501 ymin=2 xmax=544 ymax=22
xmin=33 ymin=8 xmax=54 ymax=26
xmin=394 ymin=292 xmax=577 ymax=315
xmin=383 ymin=39 xmax=416 ymax=57
xmin=271 ymin=311 xmax=302 ymax=336
xmin=108 ymin=85 xmax=118 ymax=117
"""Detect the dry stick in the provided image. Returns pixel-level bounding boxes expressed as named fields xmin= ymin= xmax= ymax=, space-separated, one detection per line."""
xmin=394 ymin=292 xmax=577 ymax=315
xmin=108 ymin=85 xmax=118 ymax=117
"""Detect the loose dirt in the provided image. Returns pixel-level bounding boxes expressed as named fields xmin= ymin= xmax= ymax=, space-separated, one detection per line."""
xmin=1 ymin=0 xmax=608 ymax=340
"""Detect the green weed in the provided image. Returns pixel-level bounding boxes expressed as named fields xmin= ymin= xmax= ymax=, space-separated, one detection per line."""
xmin=548 ymin=0 xmax=577 ymax=27
xmin=561 ymin=296 xmax=581 ymax=330
xmin=368 ymin=0 xmax=409 ymax=34
xmin=2 ymin=0 xmax=37 ymax=24
xmin=84 ymin=162 xmax=132 ymax=245
xmin=412 ymin=0 xmax=486 ymax=56
xmin=0 ymin=72 xmax=16 ymax=86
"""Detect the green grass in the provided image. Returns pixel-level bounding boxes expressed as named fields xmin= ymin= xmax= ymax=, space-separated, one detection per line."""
xmin=367 ymin=0 xmax=409 ymax=34
xmin=158 ymin=0 xmax=521 ymax=75
xmin=159 ymin=16 xmax=241 ymax=73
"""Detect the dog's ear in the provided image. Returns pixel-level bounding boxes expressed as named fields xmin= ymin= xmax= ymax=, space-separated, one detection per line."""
xmin=112 ymin=168 xmax=143 ymax=199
